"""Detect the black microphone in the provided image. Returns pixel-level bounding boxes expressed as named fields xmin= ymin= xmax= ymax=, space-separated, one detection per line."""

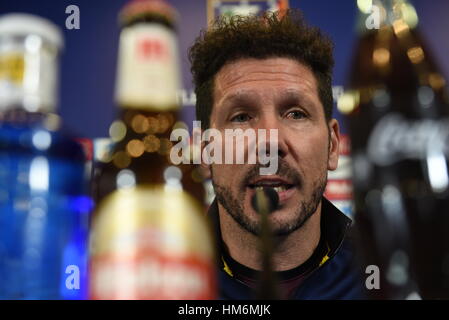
xmin=251 ymin=187 xmax=280 ymax=300
xmin=251 ymin=187 xmax=279 ymax=216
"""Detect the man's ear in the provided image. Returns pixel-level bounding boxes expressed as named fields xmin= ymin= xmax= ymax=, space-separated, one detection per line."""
xmin=327 ymin=118 xmax=340 ymax=171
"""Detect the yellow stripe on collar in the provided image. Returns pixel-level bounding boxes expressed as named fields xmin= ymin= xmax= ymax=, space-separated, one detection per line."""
xmin=319 ymin=243 xmax=331 ymax=267
xmin=222 ymin=256 xmax=234 ymax=277
xmin=319 ymin=254 xmax=329 ymax=267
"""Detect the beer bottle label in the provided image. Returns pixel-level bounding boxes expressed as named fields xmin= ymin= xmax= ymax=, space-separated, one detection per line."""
xmin=89 ymin=186 xmax=216 ymax=300
xmin=115 ymin=24 xmax=181 ymax=111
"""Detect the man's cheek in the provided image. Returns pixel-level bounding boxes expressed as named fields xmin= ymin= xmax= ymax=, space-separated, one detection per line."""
xmin=211 ymin=164 xmax=234 ymax=183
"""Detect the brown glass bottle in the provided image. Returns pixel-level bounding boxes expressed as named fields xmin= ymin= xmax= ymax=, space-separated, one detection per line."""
xmin=89 ymin=0 xmax=216 ymax=300
xmin=341 ymin=0 xmax=449 ymax=299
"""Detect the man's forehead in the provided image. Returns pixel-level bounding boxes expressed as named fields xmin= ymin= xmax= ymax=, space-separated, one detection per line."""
xmin=214 ymin=57 xmax=318 ymax=96
xmin=212 ymin=57 xmax=319 ymax=105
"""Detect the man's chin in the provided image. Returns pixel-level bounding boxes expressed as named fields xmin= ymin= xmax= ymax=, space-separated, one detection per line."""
xmin=241 ymin=193 xmax=305 ymax=235
xmin=214 ymin=180 xmax=321 ymax=237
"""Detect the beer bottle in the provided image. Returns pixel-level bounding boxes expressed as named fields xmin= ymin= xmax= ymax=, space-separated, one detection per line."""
xmin=89 ymin=0 xmax=216 ymax=299
xmin=339 ymin=0 xmax=449 ymax=299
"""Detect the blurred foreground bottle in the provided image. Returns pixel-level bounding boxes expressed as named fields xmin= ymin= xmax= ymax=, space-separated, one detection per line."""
xmin=0 ymin=14 xmax=91 ymax=299
xmin=89 ymin=0 xmax=216 ymax=299
xmin=340 ymin=0 xmax=449 ymax=299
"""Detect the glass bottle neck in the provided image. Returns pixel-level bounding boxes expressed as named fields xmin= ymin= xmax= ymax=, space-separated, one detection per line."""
xmin=114 ymin=21 xmax=181 ymax=113
xmin=0 ymin=34 xmax=60 ymax=115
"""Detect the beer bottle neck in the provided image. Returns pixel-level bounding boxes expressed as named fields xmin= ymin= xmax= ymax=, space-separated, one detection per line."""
xmin=115 ymin=20 xmax=181 ymax=112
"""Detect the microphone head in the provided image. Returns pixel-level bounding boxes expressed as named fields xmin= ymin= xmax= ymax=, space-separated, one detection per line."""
xmin=251 ymin=187 xmax=279 ymax=214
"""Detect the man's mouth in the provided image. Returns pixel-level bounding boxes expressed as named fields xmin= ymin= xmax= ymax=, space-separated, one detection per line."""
xmin=247 ymin=178 xmax=296 ymax=203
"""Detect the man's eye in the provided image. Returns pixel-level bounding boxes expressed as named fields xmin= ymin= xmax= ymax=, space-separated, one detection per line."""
xmin=286 ymin=110 xmax=306 ymax=120
xmin=230 ymin=113 xmax=251 ymax=123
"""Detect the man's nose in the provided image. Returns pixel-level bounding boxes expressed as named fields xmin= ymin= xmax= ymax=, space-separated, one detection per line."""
xmin=256 ymin=115 xmax=288 ymax=159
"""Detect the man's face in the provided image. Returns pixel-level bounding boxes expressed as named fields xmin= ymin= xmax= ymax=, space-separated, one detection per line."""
xmin=206 ymin=57 xmax=340 ymax=236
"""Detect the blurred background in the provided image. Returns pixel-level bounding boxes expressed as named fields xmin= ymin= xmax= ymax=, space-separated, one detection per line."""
xmin=1 ymin=0 xmax=448 ymax=139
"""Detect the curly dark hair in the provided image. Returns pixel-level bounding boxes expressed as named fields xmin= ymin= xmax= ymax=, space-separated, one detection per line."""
xmin=188 ymin=9 xmax=335 ymax=129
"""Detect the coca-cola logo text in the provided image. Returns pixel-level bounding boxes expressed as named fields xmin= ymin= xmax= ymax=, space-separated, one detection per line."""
xmin=368 ymin=113 xmax=449 ymax=166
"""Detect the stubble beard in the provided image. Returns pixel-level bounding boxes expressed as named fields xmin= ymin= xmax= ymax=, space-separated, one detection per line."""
xmin=211 ymin=160 xmax=328 ymax=237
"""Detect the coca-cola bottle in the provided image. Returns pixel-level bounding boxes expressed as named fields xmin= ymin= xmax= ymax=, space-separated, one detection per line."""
xmin=340 ymin=0 xmax=449 ymax=299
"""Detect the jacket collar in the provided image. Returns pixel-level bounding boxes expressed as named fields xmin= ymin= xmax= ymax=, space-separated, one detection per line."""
xmin=208 ymin=196 xmax=352 ymax=267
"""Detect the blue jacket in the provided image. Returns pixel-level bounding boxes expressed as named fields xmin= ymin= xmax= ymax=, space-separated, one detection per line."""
xmin=208 ymin=197 xmax=367 ymax=300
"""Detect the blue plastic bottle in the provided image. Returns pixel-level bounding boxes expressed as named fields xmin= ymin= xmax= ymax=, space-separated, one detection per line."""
xmin=0 ymin=14 xmax=91 ymax=299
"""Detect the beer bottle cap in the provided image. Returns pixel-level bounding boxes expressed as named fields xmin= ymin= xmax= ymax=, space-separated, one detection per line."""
xmin=119 ymin=0 xmax=178 ymax=26
xmin=0 ymin=13 xmax=63 ymax=50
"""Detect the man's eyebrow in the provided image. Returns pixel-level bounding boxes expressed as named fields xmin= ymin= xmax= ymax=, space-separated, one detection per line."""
xmin=219 ymin=91 xmax=260 ymax=108
xmin=277 ymin=89 xmax=316 ymax=108
xmin=279 ymin=90 xmax=301 ymax=102
xmin=217 ymin=89 xmax=317 ymax=112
